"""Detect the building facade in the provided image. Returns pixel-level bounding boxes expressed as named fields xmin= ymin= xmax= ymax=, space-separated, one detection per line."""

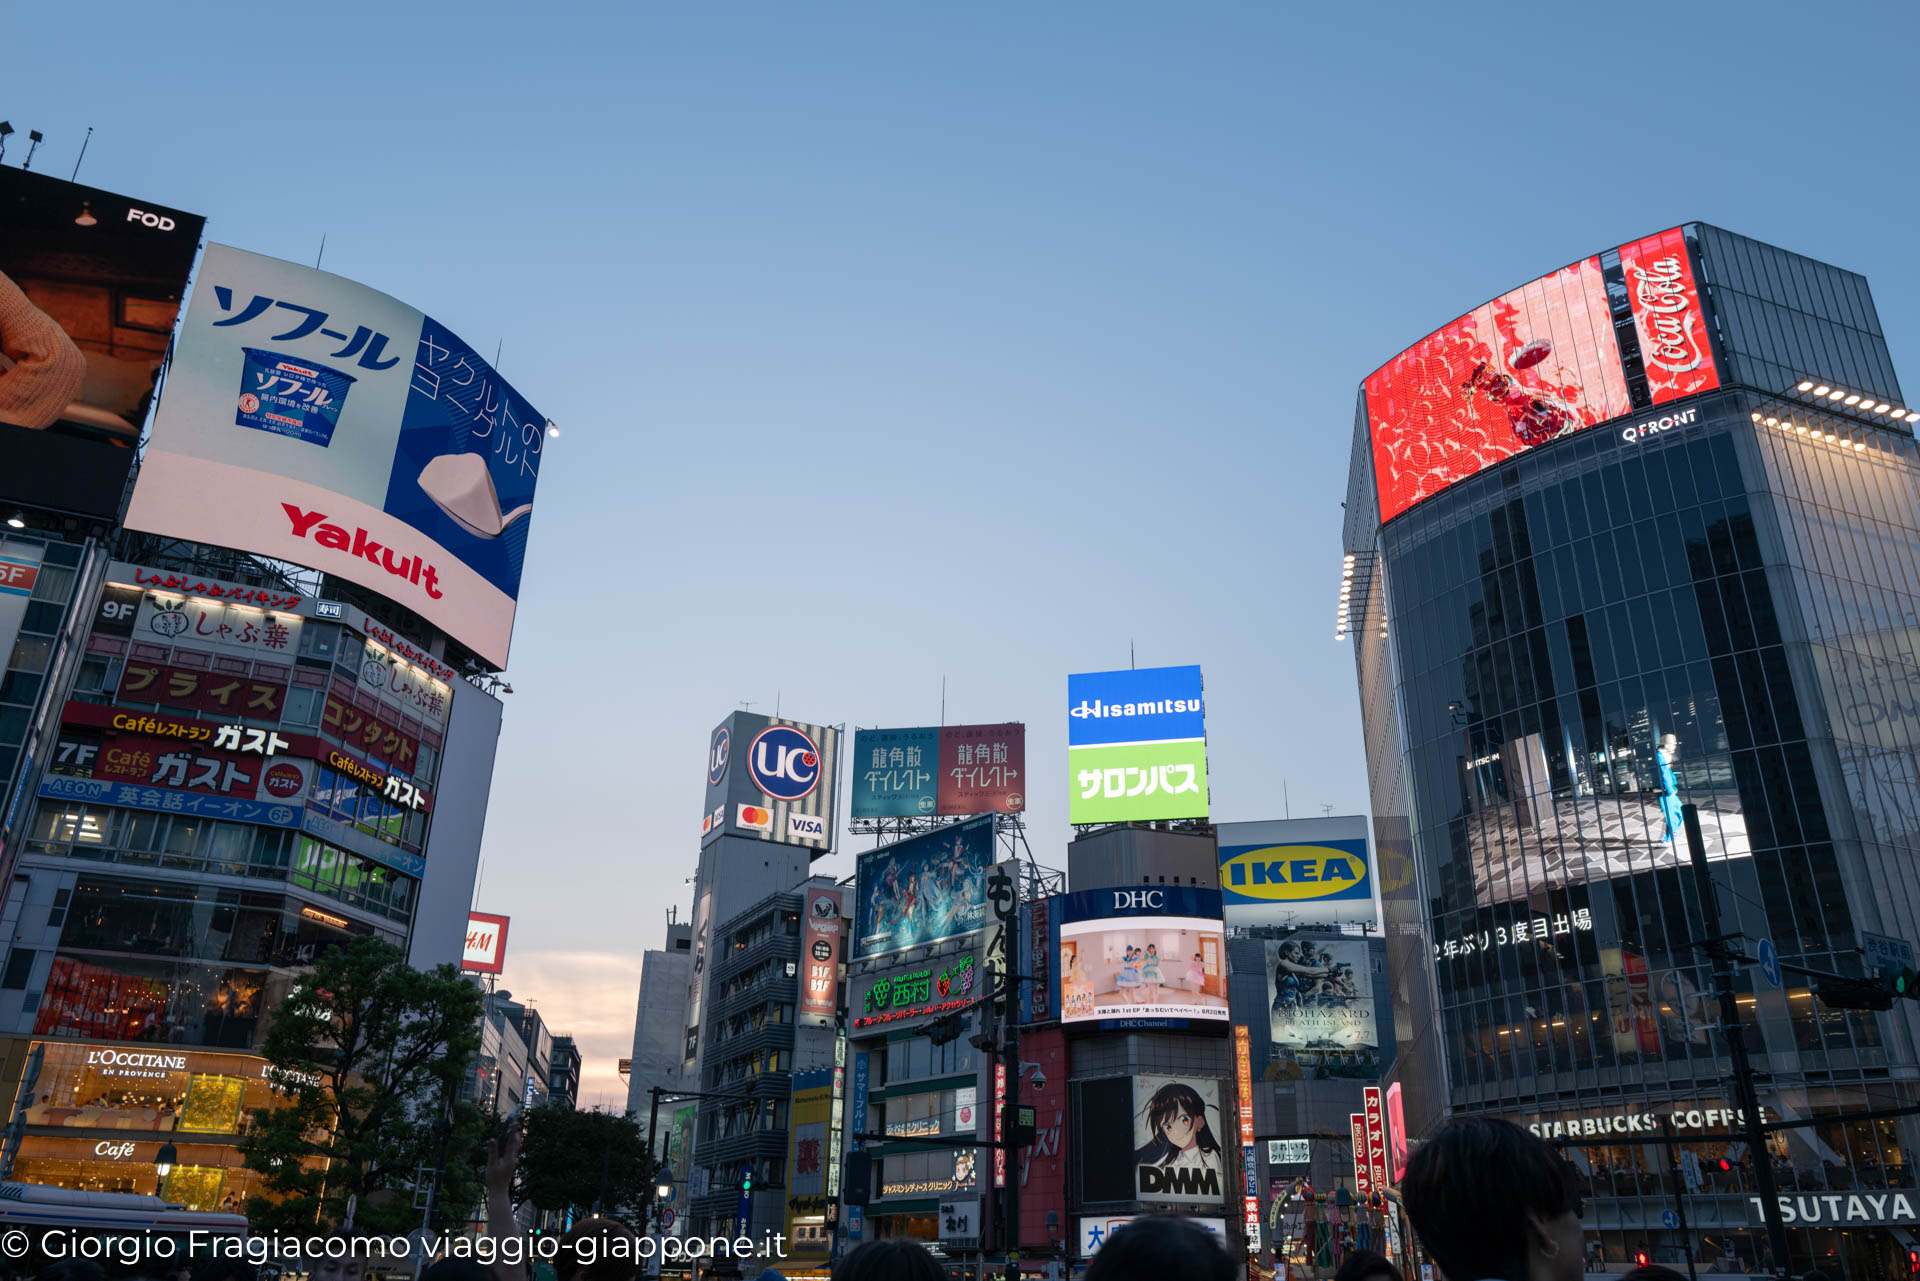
xmin=686 ymin=880 xmax=842 ymax=1245
xmin=1348 ymin=224 xmax=1920 ymax=1276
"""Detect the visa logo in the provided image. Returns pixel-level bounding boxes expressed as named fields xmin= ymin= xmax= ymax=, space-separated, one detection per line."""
xmin=788 ymin=813 xmax=826 ymax=841
xmin=1222 ymin=845 xmax=1367 ymax=900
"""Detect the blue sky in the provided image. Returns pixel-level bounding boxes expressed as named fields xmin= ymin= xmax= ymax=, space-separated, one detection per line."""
xmin=15 ymin=1 xmax=1919 ymax=1105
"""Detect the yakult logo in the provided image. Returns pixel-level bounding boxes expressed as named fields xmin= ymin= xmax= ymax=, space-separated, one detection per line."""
xmin=1621 ymin=407 xmax=1698 ymax=443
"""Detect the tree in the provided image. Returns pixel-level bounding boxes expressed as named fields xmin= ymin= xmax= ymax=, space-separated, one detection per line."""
xmin=239 ymin=936 xmax=487 ymax=1234
xmin=517 ymin=1104 xmax=659 ymax=1224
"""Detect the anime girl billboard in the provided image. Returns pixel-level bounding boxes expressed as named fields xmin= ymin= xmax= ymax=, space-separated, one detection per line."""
xmin=1130 ymin=1076 xmax=1226 ymax=1205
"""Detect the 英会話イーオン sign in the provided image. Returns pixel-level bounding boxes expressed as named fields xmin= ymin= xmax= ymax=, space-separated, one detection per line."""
xmin=1066 ymin=665 xmax=1208 ymax=824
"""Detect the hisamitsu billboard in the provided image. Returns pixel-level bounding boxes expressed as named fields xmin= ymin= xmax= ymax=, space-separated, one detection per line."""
xmin=1067 ymin=666 xmax=1208 ymax=824
xmin=1216 ymin=816 xmax=1376 ymax=929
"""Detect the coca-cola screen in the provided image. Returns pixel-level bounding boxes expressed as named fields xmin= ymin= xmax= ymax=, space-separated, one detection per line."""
xmin=1366 ymin=257 xmax=1630 ymax=523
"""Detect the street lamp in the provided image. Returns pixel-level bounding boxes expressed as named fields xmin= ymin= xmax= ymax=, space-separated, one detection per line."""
xmin=655 ymin=1163 xmax=674 ymax=1203
xmin=155 ymin=1142 xmax=178 ymax=1195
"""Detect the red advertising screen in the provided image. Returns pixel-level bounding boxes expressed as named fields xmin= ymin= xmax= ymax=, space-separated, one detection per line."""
xmin=1619 ymin=227 xmax=1720 ymax=406
xmin=1366 ymin=256 xmax=1629 ymax=523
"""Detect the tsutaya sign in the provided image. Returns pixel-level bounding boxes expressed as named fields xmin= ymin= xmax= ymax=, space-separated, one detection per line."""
xmin=1749 ymin=1192 xmax=1920 ymax=1227
xmin=1527 ymin=1102 xmax=1768 ymax=1140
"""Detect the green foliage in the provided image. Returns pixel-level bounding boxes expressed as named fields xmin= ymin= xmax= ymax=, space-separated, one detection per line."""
xmin=237 ymin=936 xmax=486 ymax=1233
xmin=516 ymin=1104 xmax=659 ymax=1224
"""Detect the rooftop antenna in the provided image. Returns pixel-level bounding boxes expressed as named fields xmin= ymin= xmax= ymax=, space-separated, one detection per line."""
xmin=315 ymin=233 xmax=326 ymax=270
xmin=495 ymin=339 xmax=503 ymax=370
xmin=21 ymin=130 xmax=44 ymax=172
xmin=1130 ymin=640 xmax=1136 ymax=670
xmin=941 ymin=675 xmax=946 ymax=726
xmin=739 ymin=700 xmax=757 ymax=713
xmin=776 ymin=691 xmax=782 ymax=718
xmin=1284 ymin=779 xmax=1290 ymax=820
xmin=69 ymin=127 xmax=92 ymax=181
xmin=1321 ymin=804 xmax=1334 ymax=818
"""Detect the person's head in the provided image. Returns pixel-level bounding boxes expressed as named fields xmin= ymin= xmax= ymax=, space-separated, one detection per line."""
xmin=830 ymin=1238 xmax=944 ymax=1281
xmin=1402 ymin=1118 xmax=1584 ymax=1281
xmin=1086 ymin=1215 xmax=1233 ymax=1281
xmin=309 ymin=1233 xmax=366 ymax=1281
xmin=1620 ymin=1267 xmax=1689 ymax=1281
xmin=554 ymin=1216 xmax=639 ymax=1281
xmin=421 ymin=1263 xmax=494 ymax=1281
xmin=1143 ymin=1083 xmax=1216 ymax=1154
xmin=1147 ymin=944 xmax=1157 ymax=955
xmin=1335 ymin=1250 xmax=1405 ymax=1281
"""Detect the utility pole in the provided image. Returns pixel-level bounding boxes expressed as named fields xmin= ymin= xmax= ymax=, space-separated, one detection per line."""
xmin=1683 ymin=803 xmax=1792 ymax=1279
xmin=1657 ymin=1116 xmax=1697 ymax=1281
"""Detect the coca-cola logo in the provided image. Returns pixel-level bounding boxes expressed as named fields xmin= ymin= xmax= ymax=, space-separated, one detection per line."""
xmin=1631 ymin=256 xmax=1707 ymax=375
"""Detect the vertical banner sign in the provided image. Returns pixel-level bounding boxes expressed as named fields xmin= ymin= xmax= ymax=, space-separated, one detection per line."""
xmin=1351 ymin=1114 xmax=1372 ymax=1198
xmin=1235 ymin=1025 xmax=1261 ymax=1250
xmin=994 ymin=1061 xmax=1007 ymax=1189
xmin=1618 ymin=227 xmax=1720 ymax=406
xmin=1029 ymin=896 xmax=1052 ymax=1022
xmin=0 ymin=546 xmax=45 ymax=705
xmin=1363 ymin=1086 xmax=1389 ymax=1191
xmin=801 ymin=888 xmax=844 ymax=1026
xmin=986 ymin=859 xmax=1018 ymax=1014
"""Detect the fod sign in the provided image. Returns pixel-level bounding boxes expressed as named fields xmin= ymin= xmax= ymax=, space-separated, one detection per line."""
xmin=464 ymin=911 xmax=511 ymax=974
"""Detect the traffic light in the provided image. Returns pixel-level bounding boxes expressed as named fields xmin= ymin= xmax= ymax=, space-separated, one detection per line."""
xmin=741 ymin=1161 xmax=753 ymax=1194
xmin=1906 ymin=1248 xmax=1918 ymax=1274
xmin=843 ymin=1150 xmax=872 ymax=1208
xmin=1891 ymin=968 xmax=1920 ymax=1001
xmin=1813 ymin=974 xmax=1897 ymax=1011
xmin=925 ymin=1012 xmax=966 ymax=1047
xmin=1635 ymin=1251 xmax=1650 ymax=1269
xmin=1714 ymin=1156 xmax=1734 ymax=1173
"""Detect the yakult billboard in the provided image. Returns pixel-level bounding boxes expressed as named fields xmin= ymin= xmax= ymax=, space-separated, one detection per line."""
xmin=126 ymin=245 xmax=549 ymax=667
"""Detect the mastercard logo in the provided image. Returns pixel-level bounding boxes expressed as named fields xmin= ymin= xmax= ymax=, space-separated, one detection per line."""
xmin=738 ymin=804 xmax=772 ymax=831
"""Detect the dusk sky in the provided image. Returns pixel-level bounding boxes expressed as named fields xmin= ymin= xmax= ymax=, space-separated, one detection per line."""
xmin=15 ymin=1 xmax=1918 ymax=1108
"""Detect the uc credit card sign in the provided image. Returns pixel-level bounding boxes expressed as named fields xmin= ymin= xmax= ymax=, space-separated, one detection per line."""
xmin=1067 ymin=665 xmax=1207 ymax=824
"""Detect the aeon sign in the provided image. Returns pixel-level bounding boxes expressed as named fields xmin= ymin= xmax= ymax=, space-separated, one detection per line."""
xmin=749 ymin=725 xmax=821 ymax=802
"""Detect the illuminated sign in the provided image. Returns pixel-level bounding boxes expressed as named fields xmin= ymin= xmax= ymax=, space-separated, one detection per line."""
xmin=800 ymin=889 xmax=843 ymax=1027
xmin=1525 ymin=1102 xmax=1767 ymax=1140
xmin=1620 ymin=405 xmax=1700 ymax=443
xmin=1058 ymin=886 xmax=1227 ymax=1026
xmin=464 ymin=911 xmax=510 ymax=974
xmin=1364 ymin=1085 xmax=1388 ymax=1190
xmin=1268 ymin=1139 xmax=1310 ymax=1165
xmin=1620 ymin=227 xmax=1719 ymax=406
xmin=853 ymin=954 xmax=978 ymax=1029
xmin=1235 ymin=1025 xmax=1259 ymax=1247
xmin=1434 ymin=909 xmax=1592 ymax=960
xmin=86 ymin=1049 xmax=187 ymax=1078
xmin=853 ymin=815 xmax=993 ymax=960
xmin=1079 ymin=1217 xmax=1226 ymax=1257
xmin=850 ymin=723 xmax=1026 ymax=817
xmin=1218 ymin=817 xmax=1374 ymax=928
xmin=1066 ymin=666 xmax=1208 ymax=825
xmin=324 ymin=749 xmax=429 ymax=811
xmin=1352 ymin=1112 xmax=1372 ymax=1197
xmin=1364 ymin=228 xmax=1722 ymax=524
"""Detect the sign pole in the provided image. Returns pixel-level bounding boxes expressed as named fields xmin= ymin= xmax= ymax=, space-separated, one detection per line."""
xmin=1683 ymin=803 xmax=1791 ymax=1278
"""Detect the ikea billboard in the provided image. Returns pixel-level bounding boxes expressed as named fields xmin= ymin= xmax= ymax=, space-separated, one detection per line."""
xmin=1215 ymin=816 xmax=1377 ymax=930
